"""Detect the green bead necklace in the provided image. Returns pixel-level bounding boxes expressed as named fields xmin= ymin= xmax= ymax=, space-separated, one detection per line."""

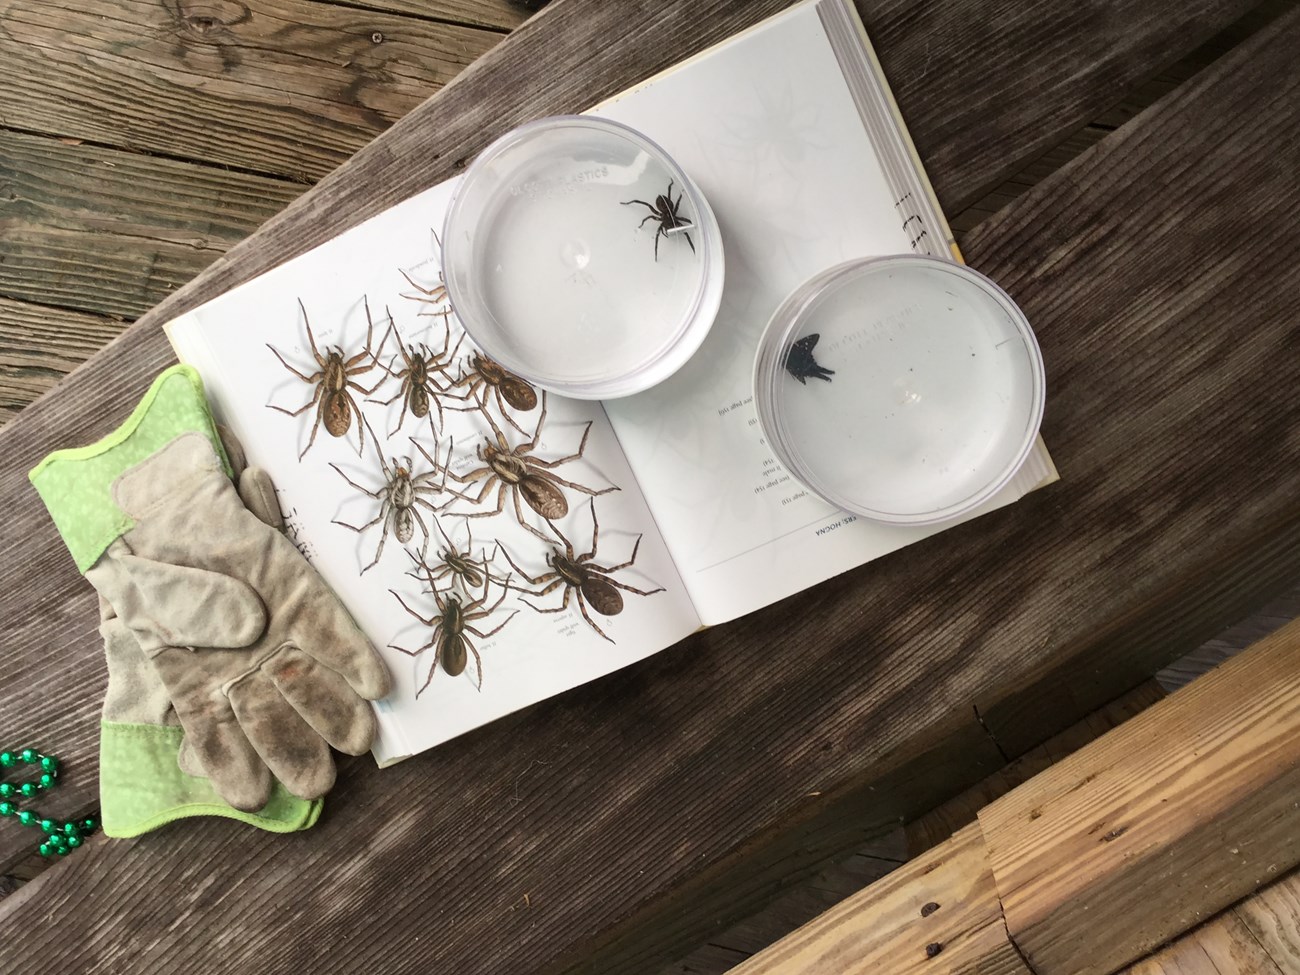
xmin=0 ymin=748 xmax=98 ymax=857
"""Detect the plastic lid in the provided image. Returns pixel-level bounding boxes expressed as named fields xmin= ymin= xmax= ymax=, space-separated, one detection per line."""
xmin=442 ymin=116 xmax=724 ymax=400
xmin=754 ymin=256 xmax=1045 ymax=525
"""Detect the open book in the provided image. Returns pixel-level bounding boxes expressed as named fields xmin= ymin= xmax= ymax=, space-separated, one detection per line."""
xmin=166 ymin=0 xmax=1058 ymax=765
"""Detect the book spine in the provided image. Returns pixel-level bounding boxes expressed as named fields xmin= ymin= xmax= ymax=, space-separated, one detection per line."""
xmin=817 ymin=0 xmax=962 ymax=263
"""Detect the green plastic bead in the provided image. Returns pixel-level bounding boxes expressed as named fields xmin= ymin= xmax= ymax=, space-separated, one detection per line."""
xmin=63 ymin=822 xmax=80 ymax=838
xmin=38 ymin=843 xmax=50 ymax=857
xmin=19 ymin=748 xmax=37 ymax=764
xmin=39 ymin=755 xmax=58 ymax=773
xmin=38 ymin=773 xmax=55 ymax=789
xmin=56 ymin=846 xmax=69 ymax=856
xmin=0 ymin=783 xmax=13 ymax=798
xmin=40 ymin=819 xmax=56 ymax=834
xmin=82 ymin=816 xmax=98 ymax=831
xmin=66 ymin=834 xmax=82 ymax=849
xmin=19 ymin=782 xmax=37 ymax=797
xmin=0 ymin=752 xmax=13 ymax=767
xmin=48 ymin=834 xmax=66 ymax=849
xmin=17 ymin=810 xmax=37 ymax=827
xmin=0 ymin=801 xmax=13 ymax=816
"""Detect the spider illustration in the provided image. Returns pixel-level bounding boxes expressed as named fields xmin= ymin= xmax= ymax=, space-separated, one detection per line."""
xmin=429 ymin=394 xmax=618 ymax=541
xmin=413 ymin=516 xmax=510 ymax=594
xmin=501 ymin=499 xmax=664 ymax=643
xmin=785 ymin=333 xmax=834 ymax=384
xmin=329 ymin=437 xmax=450 ymax=573
xmin=367 ymin=310 xmax=466 ymax=437
xmin=267 ymin=298 xmax=388 ymax=459
xmin=622 ymin=179 xmax=695 ymax=261
xmin=389 ymin=558 xmax=516 ymax=696
xmin=447 ymin=352 xmax=539 ymax=436
xmin=398 ymin=267 xmax=453 ymax=323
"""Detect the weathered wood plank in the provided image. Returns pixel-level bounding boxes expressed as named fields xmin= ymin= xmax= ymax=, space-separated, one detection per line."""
xmin=0 ymin=131 xmax=303 ymax=317
xmin=0 ymin=1 xmax=1294 ymax=972
xmin=904 ymin=681 xmax=1166 ymax=857
xmin=1122 ymin=911 xmax=1286 ymax=975
xmin=0 ymin=299 xmax=125 ymax=427
xmin=726 ymin=824 xmax=1030 ymax=975
xmin=1236 ymin=874 xmax=1300 ymax=972
xmin=0 ymin=0 xmax=501 ymax=182
xmin=341 ymin=0 xmax=528 ymax=32
xmin=980 ymin=617 xmax=1300 ymax=975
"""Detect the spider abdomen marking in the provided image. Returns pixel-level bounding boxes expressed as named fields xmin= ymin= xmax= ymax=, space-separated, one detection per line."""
xmin=583 ymin=577 xmax=624 ymax=616
xmin=323 ymin=387 xmax=352 ymax=437
xmin=522 ymin=479 xmax=568 ymax=520
xmin=442 ymin=633 xmax=468 ymax=677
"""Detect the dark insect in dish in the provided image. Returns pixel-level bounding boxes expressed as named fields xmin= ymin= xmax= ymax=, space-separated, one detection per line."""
xmin=622 ymin=179 xmax=695 ymax=261
xmin=368 ymin=308 xmax=465 ymax=437
xmin=785 ymin=333 xmax=835 ymax=384
xmin=415 ymin=516 xmax=510 ymax=594
xmin=428 ymin=393 xmax=618 ymax=542
xmin=267 ymin=298 xmax=388 ymax=459
xmin=329 ymin=434 xmax=450 ymax=573
xmin=500 ymin=499 xmax=663 ymax=643
xmin=445 ymin=351 xmax=539 ymax=436
xmin=389 ymin=556 xmax=516 ymax=696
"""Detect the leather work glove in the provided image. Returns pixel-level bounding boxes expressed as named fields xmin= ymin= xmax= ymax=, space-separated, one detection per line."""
xmin=96 ymin=426 xmax=319 ymax=836
xmin=31 ymin=365 xmax=391 ymax=812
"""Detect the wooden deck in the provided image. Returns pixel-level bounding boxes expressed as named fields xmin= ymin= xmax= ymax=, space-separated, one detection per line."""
xmin=3 ymin=1 xmax=1300 ymax=972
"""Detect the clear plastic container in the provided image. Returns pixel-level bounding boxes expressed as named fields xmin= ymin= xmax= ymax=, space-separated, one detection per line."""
xmin=753 ymin=256 xmax=1045 ymax=525
xmin=442 ymin=116 xmax=724 ymax=400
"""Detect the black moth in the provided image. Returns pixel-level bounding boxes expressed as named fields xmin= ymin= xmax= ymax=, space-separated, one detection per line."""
xmin=785 ymin=333 xmax=834 ymax=384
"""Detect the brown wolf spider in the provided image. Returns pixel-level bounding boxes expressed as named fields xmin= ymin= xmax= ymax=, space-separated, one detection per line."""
xmin=367 ymin=309 xmax=466 ymax=437
xmin=329 ymin=433 xmax=450 ymax=573
xmin=389 ymin=555 xmax=516 ymax=696
xmin=447 ymin=351 xmax=539 ymax=436
xmin=427 ymin=393 xmax=618 ymax=542
xmin=267 ymin=297 xmax=388 ymax=459
xmin=412 ymin=516 xmax=510 ymax=594
xmin=501 ymin=499 xmax=663 ymax=643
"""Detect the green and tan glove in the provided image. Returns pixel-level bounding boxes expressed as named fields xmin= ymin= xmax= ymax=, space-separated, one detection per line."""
xmin=31 ymin=365 xmax=391 ymax=812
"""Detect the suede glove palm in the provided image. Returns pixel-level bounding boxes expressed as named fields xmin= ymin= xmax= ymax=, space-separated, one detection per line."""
xmin=32 ymin=366 xmax=391 ymax=812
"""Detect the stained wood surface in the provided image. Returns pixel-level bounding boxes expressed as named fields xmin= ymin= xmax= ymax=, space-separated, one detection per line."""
xmin=980 ymin=615 xmax=1300 ymax=975
xmin=0 ymin=0 xmax=1296 ymax=973
xmin=1120 ymin=869 xmax=1300 ymax=975
xmin=727 ymin=824 xmax=1029 ymax=975
xmin=904 ymin=680 xmax=1167 ymax=857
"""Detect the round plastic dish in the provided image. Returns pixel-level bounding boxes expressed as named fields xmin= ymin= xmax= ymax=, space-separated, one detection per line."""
xmin=753 ymin=256 xmax=1045 ymax=525
xmin=442 ymin=116 xmax=724 ymax=400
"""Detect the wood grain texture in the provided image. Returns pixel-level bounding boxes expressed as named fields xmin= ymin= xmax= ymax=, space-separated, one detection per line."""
xmin=0 ymin=0 xmax=501 ymax=182
xmin=905 ymin=681 xmax=1166 ymax=857
xmin=0 ymin=131 xmax=303 ymax=317
xmin=726 ymin=824 xmax=1029 ymax=975
xmin=1236 ymin=873 xmax=1300 ymax=972
xmin=341 ymin=0 xmax=528 ymax=32
xmin=0 ymin=1 xmax=1293 ymax=972
xmin=1122 ymin=911 xmax=1285 ymax=975
xmin=980 ymin=617 xmax=1300 ymax=975
xmin=0 ymin=299 xmax=126 ymax=427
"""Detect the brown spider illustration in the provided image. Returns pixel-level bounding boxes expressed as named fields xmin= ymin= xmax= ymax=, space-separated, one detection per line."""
xmin=501 ymin=500 xmax=664 ymax=643
xmin=267 ymin=298 xmax=388 ymax=459
xmin=428 ymin=393 xmax=618 ymax=542
xmin=367 ymin=309 xmax=466 ymax=437
xmin=622 ymin=179 xmax=695 ymax=261
xmin=389 ymin=556 xmax=516 ymax=696
xmin=329 ymin=433 xmax=450 ymax=573
xmin=412 ymin=516 xmax=510 ymax=594
xmin=398 ymin=267 xmax=453 ymax=323
xmin=446 ymin=351 xmax=539 ymax=436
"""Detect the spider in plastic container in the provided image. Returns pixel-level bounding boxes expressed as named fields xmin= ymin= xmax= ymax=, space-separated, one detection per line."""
xmin=622 ymin=179 xmax=695 ymax=262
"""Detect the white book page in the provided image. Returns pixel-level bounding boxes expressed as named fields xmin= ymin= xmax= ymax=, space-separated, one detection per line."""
xmin=165 ymin=180 xmax=700 ymax=764
xmin=590 ymin=2 xmax=1057 ymax=624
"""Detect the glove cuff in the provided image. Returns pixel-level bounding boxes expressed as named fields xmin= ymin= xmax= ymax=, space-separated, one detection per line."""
xmin=29 ymin=366 xmax=231 ymax=572
xmin=100 ymin=722 xmax=321 ymax=837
